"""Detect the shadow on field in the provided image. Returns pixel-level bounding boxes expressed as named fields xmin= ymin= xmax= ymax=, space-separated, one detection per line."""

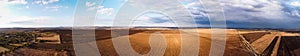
xmin=40 ymin=29 xmax=146 ymax=56
xmin=278 ymin=36 xmax=300 ymax=56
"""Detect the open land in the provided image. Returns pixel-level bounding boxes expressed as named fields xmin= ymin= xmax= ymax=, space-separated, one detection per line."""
xmin=0 ymin=28 xmax=299 ymax=56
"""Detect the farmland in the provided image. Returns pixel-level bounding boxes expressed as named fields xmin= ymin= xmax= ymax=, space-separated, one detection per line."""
xmin=0 ymin=28 xmax=300 ymax=56
xmin=0 ymin=32 xmax=39 ymax=54
xmin=0 ymin=32 xmax=67 ymax=56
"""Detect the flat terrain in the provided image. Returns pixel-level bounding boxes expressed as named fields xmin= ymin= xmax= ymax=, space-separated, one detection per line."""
xmin=2 ymin=28 xmax=300 ymax=56
xmin=44 ymin=29 xmax=254 ymax=56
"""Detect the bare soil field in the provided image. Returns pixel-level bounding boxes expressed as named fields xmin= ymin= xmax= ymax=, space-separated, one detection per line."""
xmin=278 ymin=36 xmax=300 ymax=56
xmin=39 ymin=29 xmax=254 ymax=56
xmin=241 ymin=32 xmax=271 ymax=43
xmin=2 ymin=28 xmax=300 ymax=56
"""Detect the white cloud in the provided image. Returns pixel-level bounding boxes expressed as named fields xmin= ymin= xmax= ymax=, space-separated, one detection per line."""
xmin=123 ymin=0 xmax=198 ymax=27
xmin=192 ymin=0 xmax=286 ymax=21
xmin=86 ymin=2 xmax=96 ymax=7
xmin=95 ymin=14 xmax=179 ymax=27
xmin=26 ymin=6 xmax=29 ymax=9
xmin=84 ymin=1 xmax=115 ymax=16
xmin=125 ymin=0 xmax=300 ymax=28
xmin=85 ymin=3 xmax=114 ymax=16
xmin=45 ymin=5 xmax=67 ymax=11
xmin=0 ymin=16 xmax=73 ymax=28
xmin=87 ymin=7 xmax=114 ymax=16
xmin=288 ymin=10 xmax=300 ymax=17
xmin=0 ymin=16 xmax=50 ymax=25
xmin=97 ymin=8 xmax=114 ymax=16
xmin=85 ymin=1 xmax=101 ymax=11
xmin=0 ymin=5 xmax=11 ymax=17
xmin=187 ymin=2 xmax=202 ymax=8
xmin=34 ymin=0 xmax=59 ymax=5
xmin=0 ymin=0 xmax=29 ymax=25
xmin=218 ymin=0 xmax=285 ymax=20
xmin=290 ymin=2 xmax=300 ymax=6
xmin=131 ymin=15 xmax=176 ymax=27
xmin=179 ymin=0 xmax=197 ymax=3
xmin=194 ymin=0 xmax=300 ymax=28
xmin=128 ymin=0 xmax=182 ymax=10
xmin=87 ymin=6 xmax=103 ymax=11
xmin=0 ymin=0 xmax=27 ymax=4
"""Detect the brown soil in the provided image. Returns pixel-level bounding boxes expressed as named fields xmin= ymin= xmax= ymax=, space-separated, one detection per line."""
xmin=6 ymin=28 xmax=299 ymax=56
xmin=241 ymin=32 xmax=271 ymax=43
xmin=5 ymin=47 xmax=68 ymax=56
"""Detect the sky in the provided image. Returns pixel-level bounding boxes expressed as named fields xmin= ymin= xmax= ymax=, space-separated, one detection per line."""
xmin=0 ymin=0 xmax=300 ymax=29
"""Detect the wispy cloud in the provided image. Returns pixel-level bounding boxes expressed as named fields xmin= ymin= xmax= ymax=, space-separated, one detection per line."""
xmin=85 ymin=1 xmax=115 ymax=16
xmin=0 ymin=0 xmax=27 ymax=4
xmin=86 ymin=1 xmax=96 ymax=7
xmin=0 ymin=16 xmax=51 ymax=28
xmin=34 ymin=0 xmax=59 ymax=5
xmin=203 ymin=0 xmax=300 ymax=28
xmin=97 ymin=8 xmax=114 ymax=16
xmin=290 ymin=2 xmax=300 ymax=6
xmin=1 ymin=0 xmax=300 ymax=29
xmin=45 ymin=5 xmax=68 ymax=11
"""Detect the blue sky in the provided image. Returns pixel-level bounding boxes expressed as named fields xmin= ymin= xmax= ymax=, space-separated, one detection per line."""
xmin=0 ymin=0 xmax=300 ymax=29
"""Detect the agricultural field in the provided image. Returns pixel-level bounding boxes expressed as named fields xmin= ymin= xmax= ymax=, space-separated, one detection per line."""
xmin=1 ymin=28 xmax=300 ymax=56
xmin=0 ymin=32 xmax=67 ymax=56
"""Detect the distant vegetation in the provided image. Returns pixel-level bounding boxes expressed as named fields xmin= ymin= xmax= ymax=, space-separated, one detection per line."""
xmin=0 ymin=32 xmax=40 ymax=54
xmin=0 ymin=32 xmax=40 ymax=46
